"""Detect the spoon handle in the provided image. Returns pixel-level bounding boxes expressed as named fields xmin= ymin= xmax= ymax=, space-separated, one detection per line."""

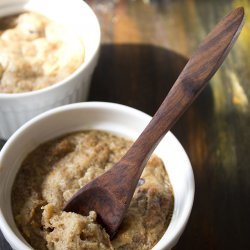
xmin=63 ymin=7 xmax=244 ymax=238
xmin=112 ymin=7 xmax=244 ymax=200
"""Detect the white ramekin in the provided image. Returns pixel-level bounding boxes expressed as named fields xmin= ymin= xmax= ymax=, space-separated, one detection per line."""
xmin=0 ymin=102 xmax=194 ymax=250
xmin=0 ymin=0 xmax=101 ymax=139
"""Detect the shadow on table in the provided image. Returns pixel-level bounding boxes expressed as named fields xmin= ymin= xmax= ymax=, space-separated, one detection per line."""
xmin=89 ymin=43 xmax=189 ymax=115
xmin=89 ymin=43 xmax=214 ymax=150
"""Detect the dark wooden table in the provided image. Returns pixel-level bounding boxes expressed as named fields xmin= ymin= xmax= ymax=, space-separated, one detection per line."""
xmin=1 ymin=0 xmax=250 ymax=249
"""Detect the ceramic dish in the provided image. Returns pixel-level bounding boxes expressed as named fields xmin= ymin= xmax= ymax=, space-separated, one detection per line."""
xmin=0 ymin=0 xmax=100 ymax=139
xmin=0 ymin=102 xmax=194 ymax=250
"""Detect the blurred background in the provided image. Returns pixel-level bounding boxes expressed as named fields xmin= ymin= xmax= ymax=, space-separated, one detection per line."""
xmin=1 ymin=0 xmax=250 ymax=249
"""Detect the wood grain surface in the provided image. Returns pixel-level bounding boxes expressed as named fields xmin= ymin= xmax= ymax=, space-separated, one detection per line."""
xmin=1 ymin=0 xmax=250 ymax=249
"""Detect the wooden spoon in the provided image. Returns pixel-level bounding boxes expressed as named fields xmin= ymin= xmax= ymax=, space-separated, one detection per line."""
xmin=64 ymin=7 xmax=244 ymax=238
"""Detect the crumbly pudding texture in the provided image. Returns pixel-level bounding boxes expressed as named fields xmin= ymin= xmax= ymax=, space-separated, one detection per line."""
xmin=12 ymin=131 xmax=174 ymax=250
xmin=0 ymin=11 xmax=84 ymax=93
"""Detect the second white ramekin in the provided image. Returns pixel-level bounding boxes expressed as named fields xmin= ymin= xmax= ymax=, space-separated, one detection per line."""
xmin=0 ymin=0 xmax=101 ymax=139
